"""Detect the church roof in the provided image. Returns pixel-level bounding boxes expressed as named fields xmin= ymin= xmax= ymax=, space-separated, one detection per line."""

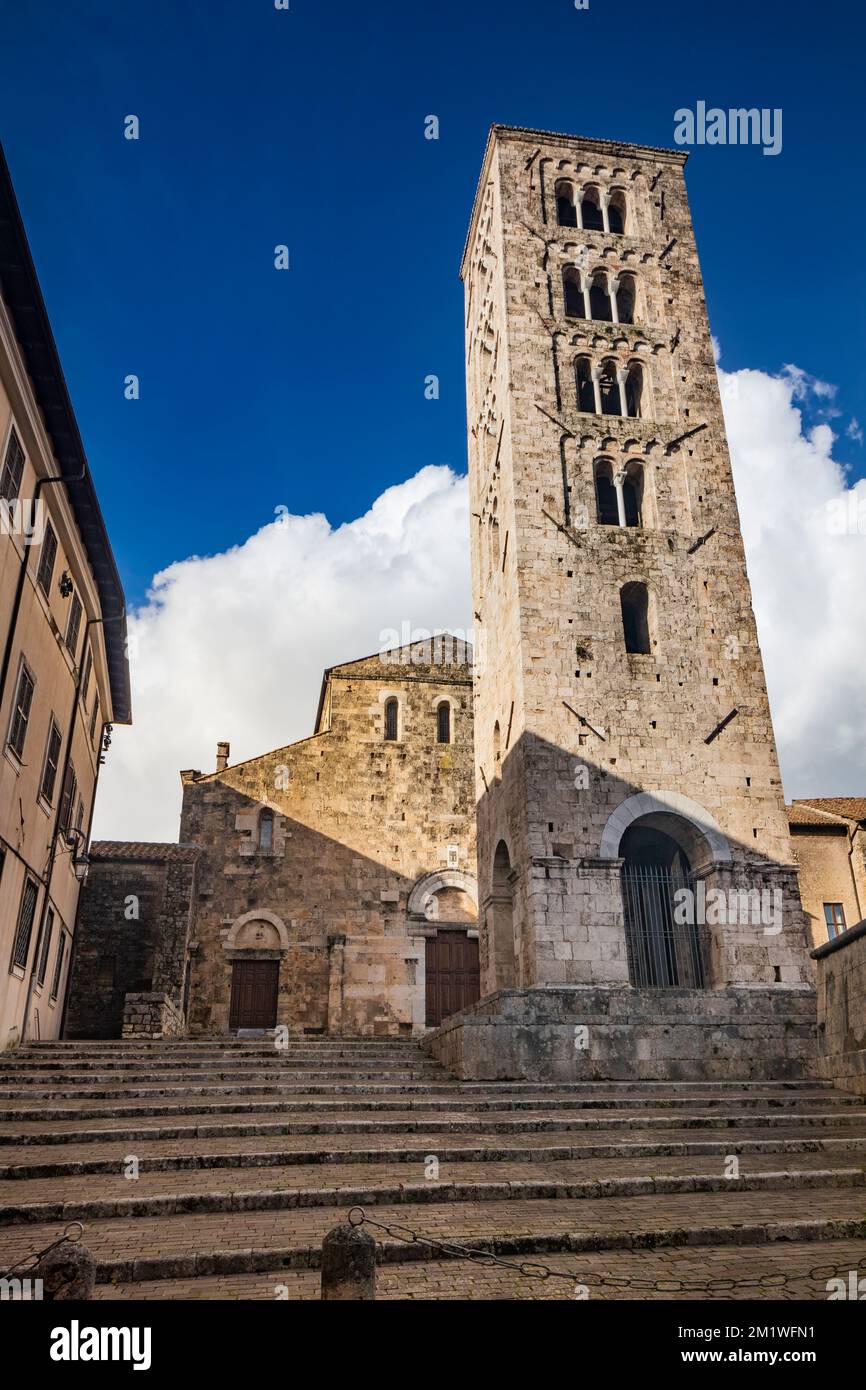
xmin=790 ymin=797 xmax=866 ymax=826
xmin=89 ymin=841 xmax=201 ymax=862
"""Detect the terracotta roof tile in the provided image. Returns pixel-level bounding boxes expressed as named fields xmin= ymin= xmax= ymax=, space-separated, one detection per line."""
xmin=89 ymin=841 xmax=200 ymax=862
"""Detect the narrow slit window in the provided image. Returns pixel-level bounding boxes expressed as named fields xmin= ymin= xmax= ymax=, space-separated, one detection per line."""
xmin=384 ymin=698 xmax=398 ymax=741
xmin=437 ymin=702 xmax=451 ymax=744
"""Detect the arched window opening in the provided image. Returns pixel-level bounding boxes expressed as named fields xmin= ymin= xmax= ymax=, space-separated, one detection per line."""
xmin=589 ymin=275 xmax=612 ymax=322
xmin=259 ymin=808 xmax=274 ymax=852
xmin=620 ymin=582 xmax=651 ymax=654
xmin=575 ymin=357 xmax=595 ymax=414
xmin=490 ymin=840 xmax=517 ymax=990
xmin=623 ymin=464 xmax=644 ymax=528
xmin=384 ymin=698 xmax=398 ymax=741
xmin=555 ymin=180 xmax=578 ymax=227
xmin=599 ymin=360 xmax=621 ymax=416
xmin=625 ymin=363 xmax=644 ymax=419
xmin=608 ymin=192 xmax=626 ymax=234
xmin=437 ymin=702 xmax=451 ymax=745
xmin=581 ymin=187 xmax=603 ymax=231
xmin=563 ymin=267 xmax=584 ymax=318
xmin=616 ymin=274 xmax=636 ymax=325
xmin=595 ymin=463 xmax=619 ymax=526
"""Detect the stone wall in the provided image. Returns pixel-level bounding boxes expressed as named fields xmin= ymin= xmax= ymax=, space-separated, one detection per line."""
xmin=66 ymin=845 xmax=199 ymax=1039
xmin=813 ymin=920 xmax=866 ymax=1094
xmin=424 ymin=985 xmax=817 ymax=1082
xmin=462 ymin=125 xmax=814 ymax=1000
xmin=122 ymin=991 xmax=186 ymax=1039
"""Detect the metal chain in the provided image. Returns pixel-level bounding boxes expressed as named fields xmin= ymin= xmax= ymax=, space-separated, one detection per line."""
xmin=347 ymin=1207 xmax=858 ymax=1293
xmin=0 ymin=1221 xmax=84 ymax=1281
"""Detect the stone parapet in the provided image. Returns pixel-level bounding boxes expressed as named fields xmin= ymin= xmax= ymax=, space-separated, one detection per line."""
xmin=423 ymin=985 xmax=817 ymax=1081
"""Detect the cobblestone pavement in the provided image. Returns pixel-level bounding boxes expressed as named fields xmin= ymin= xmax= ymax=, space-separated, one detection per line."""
xmin=1 ymin=1039 xmax=865 ymax=1300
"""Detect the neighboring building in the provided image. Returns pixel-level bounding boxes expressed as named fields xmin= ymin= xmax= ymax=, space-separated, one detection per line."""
xmin=427 ymin=124 xmax=815 ymax=1080
xmin=0 ymin=144 xmax=131 ymax=1047
xmin=788 ymin=798 xmax=866 ymax=948
xmin=67 ymin=641 xmax=476 ymax=1038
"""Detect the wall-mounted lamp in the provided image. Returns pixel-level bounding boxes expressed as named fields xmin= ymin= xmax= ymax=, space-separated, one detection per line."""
xmin=65 ymin=826 xmax=90 ymax=883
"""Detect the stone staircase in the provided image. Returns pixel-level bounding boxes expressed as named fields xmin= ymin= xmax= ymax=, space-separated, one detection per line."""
xmin=0 ymin=1037 xmax=865 ymax=1300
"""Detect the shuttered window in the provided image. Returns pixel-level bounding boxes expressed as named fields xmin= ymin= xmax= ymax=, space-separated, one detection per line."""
xmin=57 ymin=761 xmax=78 ymax=837
xmin=40 ymin=720 xmax=63 ymax=803
xmin=65 ymin=593 xmax=82 ymax=659
xmin=8 ymin=659 xmax=35 ymax=759
xmin=10 ymin=877 xmax=38 ymax=970
xmin=36 ymin=522 xmax=58 ymax=594
xmin=50 ymin=931 xmax=68 ymax=1001
xmin=0 ymin=429 xmax=25 ymax=502
xmin=37 ymin=909 xmax=54 ymax=987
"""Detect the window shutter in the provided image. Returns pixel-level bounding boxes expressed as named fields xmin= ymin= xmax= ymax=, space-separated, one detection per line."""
xmin=0 ymin=429 xmax=25 ymax=502
xmin=37 ymin=522 xmax=58 ymax=593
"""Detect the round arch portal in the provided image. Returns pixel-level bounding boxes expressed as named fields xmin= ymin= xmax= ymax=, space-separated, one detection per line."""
xmin=599 ymin=791 xmax=731 ymax=865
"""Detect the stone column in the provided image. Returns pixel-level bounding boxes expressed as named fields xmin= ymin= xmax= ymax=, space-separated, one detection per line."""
xmin=609 ymin=276 xmax=620 ymax=324
xmin=591 ymin=366 xmax=603 ymax=415
xmin=327 ymin=933 xmax=346 ymax=1035
xmin=613 ymin=471 xmax=627 ymax=528
xmin=600 ymin=193 xmax=610 ymax=234
xmin=616 ymin=368 xmax=629 ymax=417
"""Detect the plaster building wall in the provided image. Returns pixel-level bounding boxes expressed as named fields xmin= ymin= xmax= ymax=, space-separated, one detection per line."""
xmin=0 ymin=145 xmax=131 ymax=1048
xmin=789 ymin=799 xmax=866 ymax=949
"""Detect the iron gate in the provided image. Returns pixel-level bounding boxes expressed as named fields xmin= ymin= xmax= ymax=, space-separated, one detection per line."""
xmin=621 ymin=864 xmax=707 ymax=988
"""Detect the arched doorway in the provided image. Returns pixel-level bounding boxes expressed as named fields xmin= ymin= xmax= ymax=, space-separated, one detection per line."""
xmin=408 ymin=871 xmax=480 ymax=1028
xmin=620 ymin=823 xmax=706 ymax=988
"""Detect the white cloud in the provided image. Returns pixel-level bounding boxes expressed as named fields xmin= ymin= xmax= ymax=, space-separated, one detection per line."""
xmin=718 ymin=364 xmax=866 ymax=797
xmin=95 ymin=363 xmax=866 ymax=842
xmin=95 ymin=465 xmax=471 ymax=841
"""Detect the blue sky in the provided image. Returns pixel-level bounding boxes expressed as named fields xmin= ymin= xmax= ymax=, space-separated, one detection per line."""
xmin=1 ymin=0 xmax=863 ymax=609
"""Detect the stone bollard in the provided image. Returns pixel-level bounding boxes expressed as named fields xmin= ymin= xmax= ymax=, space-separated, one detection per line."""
xmin=320 ymin=1221 xmax=376 ymax=1300
xmin=33 ymin=1241 xmax=97 ymax=1300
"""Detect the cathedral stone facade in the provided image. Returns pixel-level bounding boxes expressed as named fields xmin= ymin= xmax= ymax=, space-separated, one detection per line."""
xmin=67 ymin=642 xmax=478 ymax=1039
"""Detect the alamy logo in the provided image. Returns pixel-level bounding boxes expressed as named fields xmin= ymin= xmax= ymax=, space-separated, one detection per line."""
xmin=674 ymin=102 xmax=782 ymax=156
xmin=674 ymin=882 xmax=783 ymax=934
xmin=50 ymin=1320 xmax=152 ymax=1371
xmin=826 ymin=1270 xmax=866 ymax=1299
xmin=0 ymin=1276 xmax=43 ymax=1300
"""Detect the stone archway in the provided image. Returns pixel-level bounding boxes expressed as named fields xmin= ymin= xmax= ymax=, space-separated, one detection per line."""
xmin=599 ymin=791 xmax=731 ymax=868
xmin=408 ymin=870 xmax=478 ymax=923
xmin=223 ymin=909 xmax=290 ymax=954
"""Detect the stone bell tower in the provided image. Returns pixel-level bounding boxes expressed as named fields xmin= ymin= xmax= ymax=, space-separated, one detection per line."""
xmin=432 ymin=124 xmax=816 ymax=1081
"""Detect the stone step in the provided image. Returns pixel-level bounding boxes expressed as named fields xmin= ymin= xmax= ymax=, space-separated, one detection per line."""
xmin=3 ymin=1091 xmax=864 ymax=1124
xmin=0 ymin=1078 xmax=856 ymax=1100
xmin=1 ymin=1150 xmax=863 ymax=1224
xmin=0 ymin=1061 xmax=446 ymax=1077
xmin=4 ymin=1107 xmax=866 ymax=1147
xmin=4 ymin=1129 xmax=866 ymax=1180
xmin=1 ymin=1189 xmax=863 ymax=1285
xmin=91 ymin=1238 xmax=866 ymax=1301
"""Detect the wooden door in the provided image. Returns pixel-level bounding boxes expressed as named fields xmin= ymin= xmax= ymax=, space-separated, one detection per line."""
xmin=229 ymin=960 xmax=280 ymax=1030
xmin=425 ymin=932 xmax=480 ymax=1027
